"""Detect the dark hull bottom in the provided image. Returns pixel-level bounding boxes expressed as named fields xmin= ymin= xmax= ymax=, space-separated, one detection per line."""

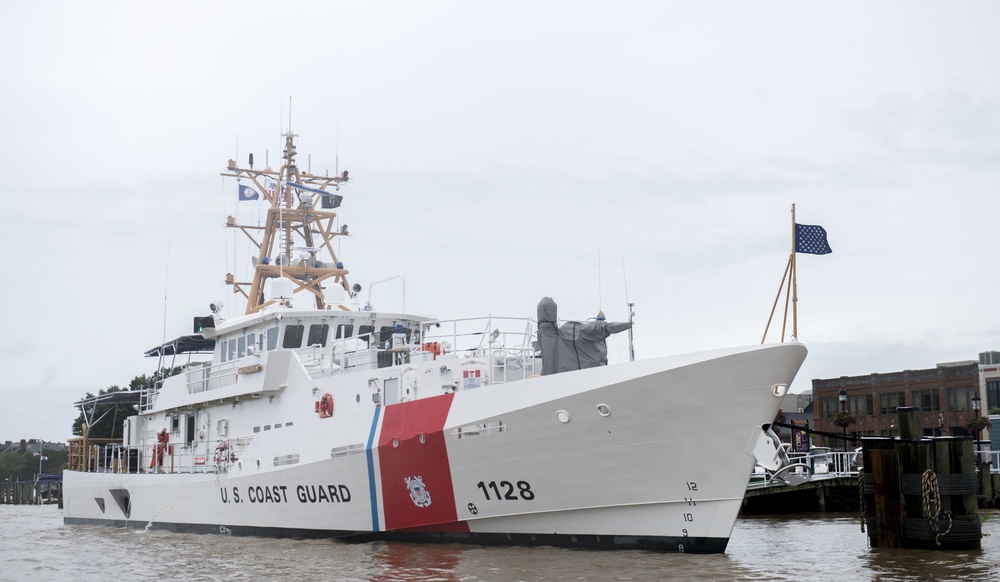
xmin=63 ymin=517 xmax=728 ymax=553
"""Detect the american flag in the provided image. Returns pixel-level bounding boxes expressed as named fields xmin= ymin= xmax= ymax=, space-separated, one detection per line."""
xmin=795 ymin=223 xmax=832 ymax=255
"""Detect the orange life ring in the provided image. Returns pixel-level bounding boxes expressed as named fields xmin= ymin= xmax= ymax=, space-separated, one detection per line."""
xmin=317 ymin=393 xmax=334 ymax=418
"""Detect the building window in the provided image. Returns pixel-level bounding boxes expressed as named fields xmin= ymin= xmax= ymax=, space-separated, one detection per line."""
xmin=987 ymin=380 xmax=1000 ymax=410
xmin=820 ymin=396 xmax=838 ymax=420
xmin=947 ymin=386 xmax=974 ymax=411
xmin=914 ymin=389 xmax=941 ymax=412
xmin=878 ymin=392 xmax=906 ymax=415
xmin=848 ymin=394 xmax=874 ymax=417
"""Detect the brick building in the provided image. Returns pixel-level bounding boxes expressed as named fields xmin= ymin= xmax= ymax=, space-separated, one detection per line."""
xmin=812 ymin=360 xmax=985 ymax=449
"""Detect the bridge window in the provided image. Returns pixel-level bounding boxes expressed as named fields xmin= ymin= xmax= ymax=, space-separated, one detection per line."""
xmin=220 ymin=340 xmax=228 ymax=363
xmin=228 ymin=340 xmax=237 ymax=361
xmin=283 ymin=324 xmax=304 ymax=349
xmin=336 ymin=324 xmax=354 ymax=339
xmin=358 ymin=325 xmax=374 ymax=346
xmin=237 ymin=336 xmax=246 ymax=358
xmin=308 ymin=323 xmax=330 ymax=347
xmin=379 ymin=326 xmax=394 ymax=348
xmin=266 ymin=326 xmax=279 ymax=351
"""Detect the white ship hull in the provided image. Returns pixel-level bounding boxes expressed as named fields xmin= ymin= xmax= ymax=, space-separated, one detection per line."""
xmin=65 ymin=342 xmax=805 ymax=553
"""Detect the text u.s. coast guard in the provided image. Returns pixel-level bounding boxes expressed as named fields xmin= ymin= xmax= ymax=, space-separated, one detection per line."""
xmin=219 ymin=484 xmax=351 ymax=504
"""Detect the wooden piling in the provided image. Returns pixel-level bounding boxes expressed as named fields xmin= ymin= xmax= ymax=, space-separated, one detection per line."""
xmin=898 ymin=437 xmax=935 ymax=549
xmin=897 ymin=406 xmax=920 ymax=439
xmin=1 ymin=480 xmax=63 ymax=505
xmin=862 ymin=437 xmax=898 ymax=547
xmin=868 ymin=443 xmax=903 ymax=548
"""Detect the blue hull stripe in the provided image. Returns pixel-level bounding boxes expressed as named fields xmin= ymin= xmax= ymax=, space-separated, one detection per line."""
xmin=365 ymin=407 xmax=382 ymax=532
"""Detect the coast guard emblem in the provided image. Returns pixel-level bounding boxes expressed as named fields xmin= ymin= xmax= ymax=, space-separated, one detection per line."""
xmin=404 ymin=475 xmax=432 ymax=508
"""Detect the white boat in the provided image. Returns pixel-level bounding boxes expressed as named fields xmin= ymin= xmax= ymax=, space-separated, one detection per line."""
xmin=64 ymin=132 xmax=807 ymax=553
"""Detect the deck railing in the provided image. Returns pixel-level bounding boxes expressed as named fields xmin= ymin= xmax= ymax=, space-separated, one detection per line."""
xmin=68 ymin=435 xmax=255 ymax=475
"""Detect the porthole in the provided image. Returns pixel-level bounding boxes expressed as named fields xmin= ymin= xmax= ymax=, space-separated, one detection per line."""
xmin=356 ymin=394 xmax=361 ymax=403
xmin=256 ymin=459 xmax=261 ymax=469
xmin=392 ymin=437 xmax=400 ymax=448
xmin=418 ymin=433 xmax=427 ymax=444
xmin=597 ymin=404 xmax=611 ymax=417
xmin=556 ymin=410 xmax=570 ymax=424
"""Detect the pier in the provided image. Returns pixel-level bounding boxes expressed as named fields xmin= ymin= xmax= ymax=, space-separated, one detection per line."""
xmin=0 ymin=479 xmax=62 ymax=506
xmin=744 ymin=450 xmax=864 ymax=514
xmin=744 ymin=447 xmax=1000 ymax=515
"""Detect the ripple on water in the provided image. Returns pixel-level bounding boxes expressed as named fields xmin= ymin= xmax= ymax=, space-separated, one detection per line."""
xmin=2 ymin=506 xmax=999 ymax=581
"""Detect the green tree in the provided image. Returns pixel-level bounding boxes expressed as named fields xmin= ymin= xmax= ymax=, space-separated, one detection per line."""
xmin=0 ymin=447 xmax=68 ymax=481
xmin=72 ymin=367 xmax=181 ymax=438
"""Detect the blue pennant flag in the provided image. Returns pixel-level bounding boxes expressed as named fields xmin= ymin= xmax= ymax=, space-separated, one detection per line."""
xmin=795 ymin=223 xmax=832 ymax=255
xmin=238 ymin=184 xmax=259 ymax=201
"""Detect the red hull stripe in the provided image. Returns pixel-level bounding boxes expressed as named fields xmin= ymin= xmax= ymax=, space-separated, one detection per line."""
xmin=377 ymin=393 xmax=466 ymax=531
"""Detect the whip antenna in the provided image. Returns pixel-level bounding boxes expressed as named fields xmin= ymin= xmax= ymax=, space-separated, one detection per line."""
xmin=622 ymin=258 xmax=635 ymax=361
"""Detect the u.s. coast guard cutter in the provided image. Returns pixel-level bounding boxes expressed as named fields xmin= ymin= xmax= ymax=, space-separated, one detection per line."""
xmin=63 ymin=132 xmax=806 ymax=553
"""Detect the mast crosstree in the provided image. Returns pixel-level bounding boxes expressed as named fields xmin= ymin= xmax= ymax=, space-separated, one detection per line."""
xmin=221 ymin=132 xmax=352 ymax=315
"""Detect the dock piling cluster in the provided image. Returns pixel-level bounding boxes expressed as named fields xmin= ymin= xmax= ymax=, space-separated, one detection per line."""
xmin=861 ymin=406 xmax=982 ymax=550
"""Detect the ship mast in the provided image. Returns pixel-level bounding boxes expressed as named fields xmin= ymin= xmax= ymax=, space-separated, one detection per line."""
xmin=221 ymin=132 xmax=351 ymax=315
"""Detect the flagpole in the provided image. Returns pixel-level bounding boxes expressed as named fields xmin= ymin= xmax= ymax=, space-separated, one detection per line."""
xmin=791 ymin=204 xmax=798 ymax=340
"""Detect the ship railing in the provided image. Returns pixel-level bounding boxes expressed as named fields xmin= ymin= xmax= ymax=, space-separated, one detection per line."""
xmin=309 ymin=331 xmax=427 ymax=377
xmin=300 ymin=332 xmax=382 ymax=376
xmin=213 ymin=435 xmax=253 ymax=475
xmin=294 ymin=318 xmax=539 ymax=383
xmin=423 ymin=316 xmax=538 ymax=384
xmin=181 ymin=360 xmax=240 ymax=396
xmin=86 ymin=436 xmax=254 ymax=475
xmin=67 ymin=435 xmax=121 ymax=473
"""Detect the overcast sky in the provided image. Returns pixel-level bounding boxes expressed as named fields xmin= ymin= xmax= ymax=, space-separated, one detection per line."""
xmin=2 ymin=2 xmax=998 ymax=443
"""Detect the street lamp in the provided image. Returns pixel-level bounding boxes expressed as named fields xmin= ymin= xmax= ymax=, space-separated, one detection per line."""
xmin=839 ymin=387 xmax=848 ymax=447
xmin=972 ymin=393 xmax=982 ymax=461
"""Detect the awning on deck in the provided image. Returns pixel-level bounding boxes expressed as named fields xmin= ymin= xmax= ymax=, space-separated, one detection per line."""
xmin=144 ymin=334 xmax=216 ymax=357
